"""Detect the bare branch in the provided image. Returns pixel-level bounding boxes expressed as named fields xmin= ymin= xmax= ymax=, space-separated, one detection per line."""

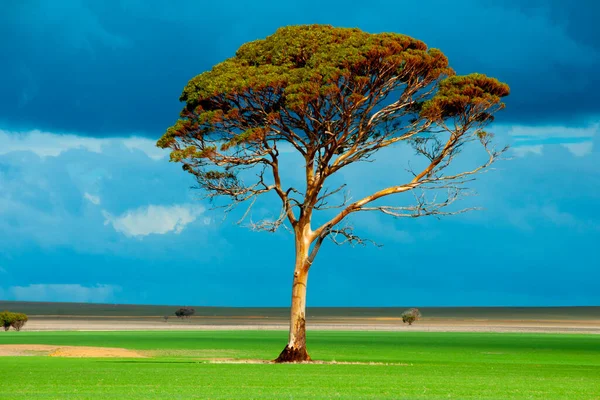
xmin=314 ymin=184 xmax=350 ymax=211
xmin=329 ymin=226 xmax=383 ymax=248
xmin=246 ymin=205 xmax=289 ymax=233
xmin=359 ymin=187 xmax=477 ymax=219
xmin=307 ymin=220 xmax=381 ymax=268
xmin=312 ymin=126 xmax=506 ymax=241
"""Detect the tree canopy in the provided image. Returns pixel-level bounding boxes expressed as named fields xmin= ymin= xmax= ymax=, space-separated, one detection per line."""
xmin=158 ymin=25 xmax=508 ymax=235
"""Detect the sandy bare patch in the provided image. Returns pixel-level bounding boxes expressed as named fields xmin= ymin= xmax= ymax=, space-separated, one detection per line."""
xmin=0 ymin=345 xmax=58 ymax=356
xmin=144 ymin=349 xmax=239 ymax=358
xmin=0 ymin=344 xmax=144 ymax=358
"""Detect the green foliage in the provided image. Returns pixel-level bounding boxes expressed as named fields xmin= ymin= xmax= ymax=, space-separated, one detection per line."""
xmin=0 ymin=311 xmax=27 ymax=331
xmin=220 ymin=128 xmax=267 ymax=151
xmin=420 ymin=73 xmax=510 ymax=122
xmin=0 ymin=311 xmax=15 ymax=331
xmin=11 ymin=313 xmax=28 ymax=331
xmin=401 ymin=308 xmax=422 ymax=325
xmin=157 ymin=24 xmax=458 ymax=152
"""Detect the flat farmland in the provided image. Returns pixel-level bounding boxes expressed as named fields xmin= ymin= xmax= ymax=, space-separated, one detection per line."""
xmin=1 ymin=302 xmax=598 ymax=398
xmin=0 ymin=330 xmax=599 ymax=399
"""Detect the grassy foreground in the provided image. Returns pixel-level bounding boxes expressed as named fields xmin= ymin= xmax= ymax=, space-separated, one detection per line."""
xmin=0 ymin=331 xmax=599 ymax=399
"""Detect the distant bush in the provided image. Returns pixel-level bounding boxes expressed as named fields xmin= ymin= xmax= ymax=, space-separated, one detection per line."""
xmin=175 ymin=307 xmax=195 ymax=319
xmin=163 ymin=315 xmax=170 ymax=322
xmin=0 ymin=311 xmax=14 ymax=331
xmin=11 ymin=313 xmax=28 ymax=331
xmin=0 ymin=311 xmax=28 ymax=331
xmin=401 ymin=308 xmax=421 ymax=326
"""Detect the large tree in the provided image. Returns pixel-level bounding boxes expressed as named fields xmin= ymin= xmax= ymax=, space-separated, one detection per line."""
xmin=157 ymin=25 xmax=509 ymax=362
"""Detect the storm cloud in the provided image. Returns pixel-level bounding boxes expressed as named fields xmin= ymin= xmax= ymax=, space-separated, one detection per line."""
xmin=0 ymin=1 xmax=598 ymax=136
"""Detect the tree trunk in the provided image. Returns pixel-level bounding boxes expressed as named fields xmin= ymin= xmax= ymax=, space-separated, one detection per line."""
xmin=275 ymin=234 xmax=311 ymax=363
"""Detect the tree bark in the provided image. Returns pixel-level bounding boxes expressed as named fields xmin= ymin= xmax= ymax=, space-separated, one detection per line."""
xmin=275 ymin=233 xmax=311 ymax=363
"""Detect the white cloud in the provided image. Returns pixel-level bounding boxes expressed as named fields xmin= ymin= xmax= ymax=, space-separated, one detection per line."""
xmin=562 ymin=142 xmax=593 ymax=157
xmin=541 ymin=205 xmax=599 ymax=231
xmin=0 ymin=132 xmax=207 ymax=255
xmin=0 ymin=130 xmax=168 ymax=160
xmin=103 ymin=204 xmax=205 ymax=238
xmin=0 ymin=130 xmax=105 ymax=157
xmin=83 ymin=192 xmax=101 ymax=205
xmin=494 ymin=122 xmax=598 ymax=157
xmin=512 ymin=145 xmax=544 ymax=157
xmin=122 ymin=137 xmax=167 ymax=160
xmin=541 ymin=205 xmax=579 ymax=228
xmin=507 ymin=123 xmax=599 ymax=140
xmin=9 ymin=284 xmax=121 ymax=303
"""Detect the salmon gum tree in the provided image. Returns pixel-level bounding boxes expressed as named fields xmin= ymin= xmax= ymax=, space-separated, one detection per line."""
xmin=157 ymin=25 xmax=509 ymax=362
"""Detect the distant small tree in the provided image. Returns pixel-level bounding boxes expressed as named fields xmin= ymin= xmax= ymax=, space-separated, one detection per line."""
xmin=0 ymin=311 xmax=14 ymax=331
xmin=401 ymin=308 xmax=422 ymax=326
xmin=175 ymin=307 xmax=195 ymax=319
xmin=163 ymin=315 xmax=170 ymax=322
xmin=11 ymin=313 xmax=28 ymax=331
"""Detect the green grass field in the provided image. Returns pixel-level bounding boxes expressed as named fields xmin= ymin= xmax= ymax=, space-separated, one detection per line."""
xmin=1 ymin=331 xmax=599 ymax=399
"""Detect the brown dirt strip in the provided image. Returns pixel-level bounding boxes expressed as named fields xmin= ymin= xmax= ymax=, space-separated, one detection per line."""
xmin=0 ymin=344 xmax=145 ymax=358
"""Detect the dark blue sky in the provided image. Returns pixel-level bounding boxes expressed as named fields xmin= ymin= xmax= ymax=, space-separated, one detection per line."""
xmin=0 ymin=0 xmax=598 ymax=306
